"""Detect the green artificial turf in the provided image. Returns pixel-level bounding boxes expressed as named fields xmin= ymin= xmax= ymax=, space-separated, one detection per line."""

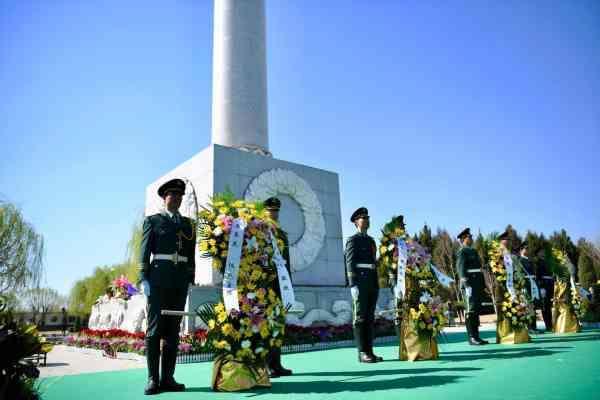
xmin=40 ymin=329 xmax=600 ymax=400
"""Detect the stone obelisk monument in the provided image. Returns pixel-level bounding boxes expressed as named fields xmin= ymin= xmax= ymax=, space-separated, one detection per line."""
xmin=145 ymin=0 xmax=380 ymax=331
xmin=212 ymin=0 xmax=271 ymax=157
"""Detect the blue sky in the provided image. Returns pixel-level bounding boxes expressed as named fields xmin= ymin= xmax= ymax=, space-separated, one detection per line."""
xmin=1 ymin=1 xmax=599 ymax=296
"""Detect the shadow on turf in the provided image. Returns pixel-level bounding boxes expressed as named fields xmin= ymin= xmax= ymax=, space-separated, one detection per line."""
xmin=440 ymin=345 xmax=570 ymax=355
xmin=185 ymin=375 xmax=471 ymax=395
xmin=183 ymin=367 xmax=480 ymax=394
xmin=376 ymin=330 xmax=497 ymax=346
xmin=289 ymin=366 xmax=480 ymax=377
xmin=438 ymin=346 xmax=567 ymax=362
xmin=530 ymin=335 xmax=600 ymax=344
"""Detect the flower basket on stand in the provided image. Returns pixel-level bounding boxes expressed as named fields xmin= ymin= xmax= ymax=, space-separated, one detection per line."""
xmin=551 ymin=249 xmax=581 ymax=334
xmin=377 ymin=217 xmax=448 ymax=361
xmin=196 ymin=193 xmax=288 ymax=392
xmin=399 ymin=311 xmax=440 ymax=361
xmin=552 ymin=280 xmax=580 ymax=334
xmin=211 ymin=355 xmax=270 ymax=392
xmin=488 ymin=241 xmax=531 ymax=344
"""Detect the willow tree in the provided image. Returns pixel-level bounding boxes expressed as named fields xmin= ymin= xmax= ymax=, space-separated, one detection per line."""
xmin=0 ymin=201 xmax=44 ymax=292
xmin=68 ymin=218 xmax=143 ymax=317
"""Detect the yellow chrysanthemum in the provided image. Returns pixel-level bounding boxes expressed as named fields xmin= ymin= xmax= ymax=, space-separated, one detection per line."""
xmin=213 ymin=340 xmax=231 ymax=351
xmin=222 ymin=323 xmax=234 ymax=336
xmin=241 ymin=303 xmax=251 ymax=313
xmin=250 ymin=269 xmax=262 ymax=281
xmin=259 ymin=321 xmax=270 ymax=339
xmin=217 ymin=311 xmax=228 ymax=324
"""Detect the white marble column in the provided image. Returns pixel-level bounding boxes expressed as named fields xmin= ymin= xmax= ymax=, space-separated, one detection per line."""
xmin=211 ymin=0 xmax=270 ymax=156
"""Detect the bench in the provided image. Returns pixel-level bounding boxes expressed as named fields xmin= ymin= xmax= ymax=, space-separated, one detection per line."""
xmin=23 ymin=349 xmax=48 ymax=367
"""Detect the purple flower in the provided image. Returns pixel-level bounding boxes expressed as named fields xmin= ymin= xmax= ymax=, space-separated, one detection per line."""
xmin=126 ymin=284 xmax=138 ymax=296
xmin=178 ymin=343 xmax=192 ymax=353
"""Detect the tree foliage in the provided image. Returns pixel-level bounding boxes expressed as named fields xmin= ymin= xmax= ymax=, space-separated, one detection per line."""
xmin=67 ymin=218 xmax=142 ymax=317
xmin=25 ymin=287 xmax=64 ymax=326
xmin=577 ymin=239 xmax=600 ymax=289
xmin=548 ymin=229 xmax=579 ymax=266
xmin=431 ymin=228 xmax=461 ymax=305
xmin=503 ymin=224 xmax=522 ymax=253
xmin=417 ymin=224 xmax=434 ymax=253
xmin=0 ymin=202 xmax=44 ymax=293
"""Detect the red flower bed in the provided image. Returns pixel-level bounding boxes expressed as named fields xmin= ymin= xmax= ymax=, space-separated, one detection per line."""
xmin=79 ymin=328 xmax=145 ymax=340
xmin=66 ymin=320 xmax=395 ymax=355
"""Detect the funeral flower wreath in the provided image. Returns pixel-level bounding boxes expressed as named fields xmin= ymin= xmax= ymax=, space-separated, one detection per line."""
xmin=244 ymin=168 xmax=326 ymax=271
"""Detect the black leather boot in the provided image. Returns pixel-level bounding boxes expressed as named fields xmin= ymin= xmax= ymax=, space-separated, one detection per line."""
xmin=160 ymin=339 xmax=185 ymax=392
xmin=473 ymin=316 xmax=489 ymax=344
xmin=365 ymin=323 xmax=383 ymax=362
xmin=144 ymin=336 xmax=161 ymax=395
xmin=354 ymin=324 xmax=371 ymax=362
xmin=268 ymin=348 xmax=292 ymax=378
xmin=466 ymin=314 xmax=484 ymax=345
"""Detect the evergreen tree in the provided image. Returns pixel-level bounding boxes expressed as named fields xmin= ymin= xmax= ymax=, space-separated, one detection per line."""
xmin=418 ymin=223 xmax=433 ymax=253
xmin=504 ymin=224 xmax=522 ymax=253
xmin=578 ymin=239 xmax=598 ymax=289
xmin=473 ymin=232 xmax=490 ymax=267
xmin=432 ymin=229 xmax=461 ymax=305
xmin=549 ymin=229 xmax=579 ymax=267
xmin=578 ymin=251 xmax=596 ymax=289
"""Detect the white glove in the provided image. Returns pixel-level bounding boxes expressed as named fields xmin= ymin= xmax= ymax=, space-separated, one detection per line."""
xmin=350 ymin=286 xmax=359 ymax=301
xmin=141 ymin=280 xmax=151 ymax=297
xmin=540 ymin=288 xmax=547 ymax=298
xmin=465 ymin=285 xmax=472 ymax=298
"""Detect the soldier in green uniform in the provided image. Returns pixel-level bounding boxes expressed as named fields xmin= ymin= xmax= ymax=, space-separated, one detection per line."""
xmin=518 ymin=241 xmax=540 ymax=332
xmin=345 ymin=207 xmax=382 ymax=363
xmin=456 ymin=228 xmax=489 ymax=345
xmin=536 ymin=247 xmax=554 ymax=332
xmin=139 ymin=178 xmax=196 ymax=395
xmin=263 ymin=197 xmax=293 ymax=378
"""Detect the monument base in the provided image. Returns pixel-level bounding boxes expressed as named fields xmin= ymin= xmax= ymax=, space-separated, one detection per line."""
xmin=182 ymin=285 xmax=395 ymax=333
xmin=145 ymin=144 xmax=345 ymax=288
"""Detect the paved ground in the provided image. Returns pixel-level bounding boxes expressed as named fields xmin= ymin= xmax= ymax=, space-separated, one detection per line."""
xmin=39 ymin=345 xmax=144 ymax=378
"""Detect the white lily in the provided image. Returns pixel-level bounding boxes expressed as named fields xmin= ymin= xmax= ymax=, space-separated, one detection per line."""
xmin=419 ymin=291 xmax=432 ymax=304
